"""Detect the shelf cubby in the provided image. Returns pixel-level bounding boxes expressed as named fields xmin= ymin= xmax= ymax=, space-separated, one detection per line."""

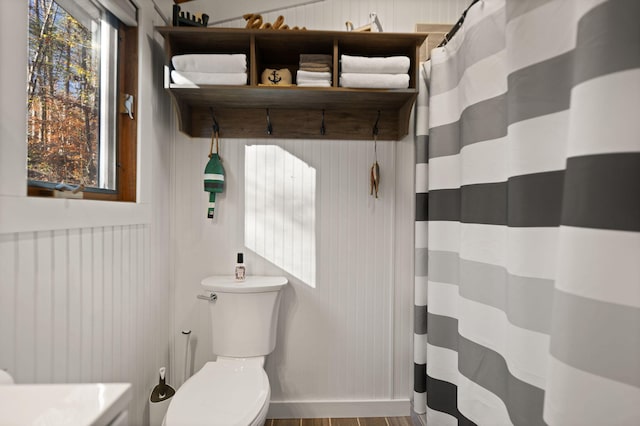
xmin=157 ymin=27 xmax=427 ymax=140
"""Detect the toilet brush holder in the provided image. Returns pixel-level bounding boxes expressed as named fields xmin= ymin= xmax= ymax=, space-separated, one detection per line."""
xmin=149 ymin=367 xmax=175 ymax=426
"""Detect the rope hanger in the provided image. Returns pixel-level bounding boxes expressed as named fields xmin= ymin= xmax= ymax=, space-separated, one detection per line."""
xmin=209 ymin=108 xmax=220 ymax=158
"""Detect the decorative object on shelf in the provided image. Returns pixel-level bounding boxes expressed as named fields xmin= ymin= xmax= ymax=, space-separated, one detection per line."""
xmin=260 ymin=68 xmax=293 ymax=86
xmin=243 ymin=13 xmax=306 ymax=30
xmin=345 ymin=12 xmax=383 ymax=32
xmin=157 ymin=27 xmax=427 ymax=140
xmin=173 ymin=4 xmax=209 ymax=27
xmin=204 ymin=112 xmax=225 ymax=219
xmin=370 ymin=111 xmax=381 ymax=198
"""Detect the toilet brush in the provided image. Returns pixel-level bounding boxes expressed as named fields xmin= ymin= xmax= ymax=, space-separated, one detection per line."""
xmin=149 ymin=367 xmax=175 ymax=425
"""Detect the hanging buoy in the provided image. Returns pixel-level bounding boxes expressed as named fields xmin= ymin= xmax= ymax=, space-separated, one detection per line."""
xmin=204 ymin=128 xmax=225 ymax=218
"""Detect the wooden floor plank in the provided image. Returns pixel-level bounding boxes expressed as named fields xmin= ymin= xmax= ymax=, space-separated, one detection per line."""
xmin=301 ymin=419 xmax=331 ymax=426
xmin=331 ymin=418 xmax=359 ymax=426
xmin=268 ymin=416 xmax=414 ymax=426
xmin=386 ymin=417 xmax=413 ymax=426
xmin=272 ymin=420 xmax=300 ymax=426
xmin=359 ymin=418 xmax=387 ymax=426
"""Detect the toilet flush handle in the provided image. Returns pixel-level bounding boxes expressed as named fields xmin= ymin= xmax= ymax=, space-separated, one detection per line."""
xmin=197 ymin=292 xmax=217 ymax=302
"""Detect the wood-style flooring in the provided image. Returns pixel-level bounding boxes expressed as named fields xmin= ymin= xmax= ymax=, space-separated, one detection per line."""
xmin=268 ymin=417 xmax=413 ymax=426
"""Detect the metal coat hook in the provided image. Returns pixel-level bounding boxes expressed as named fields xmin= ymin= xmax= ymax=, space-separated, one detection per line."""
xmin=210 ymin=107 xmax=220 ymax=135
xmin=373 ymin=110 xmax=381 ymax=138
xmin=320 ymin=109 xmax=326 ymax=135
xmin=266 ymin=108 xmax=273 ymax=135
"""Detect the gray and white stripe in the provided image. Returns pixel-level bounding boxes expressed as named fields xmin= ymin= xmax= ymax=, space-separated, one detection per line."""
xmin=414 ymin=0 xmax=640 ymax=424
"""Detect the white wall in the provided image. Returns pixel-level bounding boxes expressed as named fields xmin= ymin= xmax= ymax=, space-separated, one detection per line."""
xmin=169 ymin=0 xmax=468 ymax=418
xmin=0 ymin=0 xmax=467 ymax=421
xmin=0 ymin=0 xmax=173 ymax=424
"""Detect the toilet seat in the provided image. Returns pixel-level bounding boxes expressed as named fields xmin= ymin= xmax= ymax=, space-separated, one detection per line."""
xmin=165 ymin=360 xmax=270 ymax=426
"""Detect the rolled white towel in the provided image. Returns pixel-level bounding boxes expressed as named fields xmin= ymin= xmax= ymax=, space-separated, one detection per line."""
xmin=296 ymin=70 xmax=332 ymax=81
xmin=172 ymin=54 xmax=247 ymax=73
xmin=171 ymin=70 xmax=247 ymax=86
xmin=341 ymin=55 xmax=410 ymax=74
xmin=339 ymin=73 xmax=410 ymax=89
xmin=297 ymin=80 xmax=332 ymax=87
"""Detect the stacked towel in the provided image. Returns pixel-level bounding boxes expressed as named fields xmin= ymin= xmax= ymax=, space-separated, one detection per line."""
xmin=297 ymin=54 xmax=332 ymax=87
xmin=339 ymin=54 xmax=410 ymax=89
xmin=171 ymin=54 xmax=247 ymax=85
xmin=171 ymin=71 xmax=247 ymax=86
xmin=339 ymin=73 xmax=409 ymax=89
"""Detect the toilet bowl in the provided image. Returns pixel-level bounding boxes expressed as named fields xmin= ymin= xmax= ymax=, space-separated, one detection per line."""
xmin=165 ymin=275 xmax=287 ymax=426
xmin=164 ymin=358 xmax=270 ymax=426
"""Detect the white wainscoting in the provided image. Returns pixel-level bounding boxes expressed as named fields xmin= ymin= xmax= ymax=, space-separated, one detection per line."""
xmin=0 ymin=225 xmax=170 ymax=422
xmin=169 ymin=0 xmax=468 ymax=418
xmin=171 ymin=132 xmax=421 ymax=416
xmin=0 ymin=2 xmax=173 ymax=424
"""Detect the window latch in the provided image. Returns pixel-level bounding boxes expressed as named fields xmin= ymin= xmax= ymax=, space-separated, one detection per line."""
xmin=122 ymin=93 xmax=134 ymax=120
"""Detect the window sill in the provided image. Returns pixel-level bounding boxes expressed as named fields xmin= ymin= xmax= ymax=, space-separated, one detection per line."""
xmin=0 ymin=194 xmax=151 ymax=234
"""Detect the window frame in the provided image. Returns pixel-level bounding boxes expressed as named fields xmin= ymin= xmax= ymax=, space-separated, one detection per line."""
xmin=27 ymin=7 xmax=138 ymax=202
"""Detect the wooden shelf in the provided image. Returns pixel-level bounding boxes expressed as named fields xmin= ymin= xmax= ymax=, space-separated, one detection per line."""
xmin=157 ymin=27 xmax=427 ymax=140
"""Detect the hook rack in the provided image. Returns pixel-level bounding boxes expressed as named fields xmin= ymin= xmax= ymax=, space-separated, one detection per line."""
xmin=373 ymin=110 xmax=381 ymax=137
xmin=210 ymin=107 xmax=220 ymax=135
xmin=266 ymin=108 xmax=273 ymax=135
xmin=320 ymin=109 xmax=326 ymax=136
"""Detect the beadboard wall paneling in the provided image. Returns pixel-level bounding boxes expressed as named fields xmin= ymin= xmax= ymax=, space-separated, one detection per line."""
xmin=215 ymin=0 xmax=469 ymax=32
xmin=0 ymin=226 xmax=163 ymax=421
xmin=170 ymin=0 xmax=468 ymax=417
xmin=172 ymin=137 xmax=397 ymax=401
xmin=0 ymin=2 xmax=173 ymax=425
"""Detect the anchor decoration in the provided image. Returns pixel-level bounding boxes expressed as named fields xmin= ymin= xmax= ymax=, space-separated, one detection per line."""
xmin=260 ymin=68 xmax=292 ymax=86
xmin=268 ymin=70 xmax=282 ymax=85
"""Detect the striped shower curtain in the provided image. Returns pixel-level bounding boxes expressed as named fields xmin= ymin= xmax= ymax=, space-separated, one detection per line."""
xmin=414 ymin=0 xmax=640 ymax=424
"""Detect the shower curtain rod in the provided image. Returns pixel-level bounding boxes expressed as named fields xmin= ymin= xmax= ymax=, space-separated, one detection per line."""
xmin=438 ymin=0 xmax=480 ymax=47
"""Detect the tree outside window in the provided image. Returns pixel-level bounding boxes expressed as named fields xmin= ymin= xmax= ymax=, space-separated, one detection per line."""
xmin=28 ymin=0 xmax=103 ymax=189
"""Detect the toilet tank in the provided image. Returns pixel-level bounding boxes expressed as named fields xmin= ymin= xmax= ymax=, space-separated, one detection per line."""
xmin=201 ymin=275 xmax=288 ymax=358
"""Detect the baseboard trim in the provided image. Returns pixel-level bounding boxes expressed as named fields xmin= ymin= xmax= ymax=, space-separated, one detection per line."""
xmin=267 ymin=399 xmax=411 ymax=419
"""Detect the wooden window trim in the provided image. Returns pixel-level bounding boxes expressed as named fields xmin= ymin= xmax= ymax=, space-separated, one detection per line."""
xmin=116 ymin=23 xmax=138 ymax=202
xmin=28 ymin=22 xmax=138 ymax=202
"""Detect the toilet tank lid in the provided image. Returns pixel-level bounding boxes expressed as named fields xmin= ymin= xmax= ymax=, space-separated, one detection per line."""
xmin=201 ymin=275 xmax=288 ymax=293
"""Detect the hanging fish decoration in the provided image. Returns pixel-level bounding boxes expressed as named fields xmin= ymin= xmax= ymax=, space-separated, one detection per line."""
xmin=370 ymin=160 xmax=380 ymax=198
xmin=370 ymin=114 xmax=380 ymax=199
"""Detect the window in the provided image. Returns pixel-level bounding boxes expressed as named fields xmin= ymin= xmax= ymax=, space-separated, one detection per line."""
xmin=27 ymin=0 xmax=137 ymax=201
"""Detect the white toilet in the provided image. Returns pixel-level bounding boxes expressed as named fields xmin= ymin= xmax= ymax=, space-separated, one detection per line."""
xmin=164 ymin=275 xmax=288 ymax=426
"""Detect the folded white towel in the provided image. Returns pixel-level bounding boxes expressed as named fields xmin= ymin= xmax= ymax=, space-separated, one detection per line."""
xmin=297 ymin=80 xmax=332 ymax=87
xmin=171 ymin=70 xmax=247 ymax=86
xmin=296 ymin=70 xmax=332 ymax=81
xmin=339 ymin=73 xmax=410 ymax=89
xmin=172 ymin=54 xmax=247 ymax=73
xmin=341 ymin=55 xmax=410 ymax=74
